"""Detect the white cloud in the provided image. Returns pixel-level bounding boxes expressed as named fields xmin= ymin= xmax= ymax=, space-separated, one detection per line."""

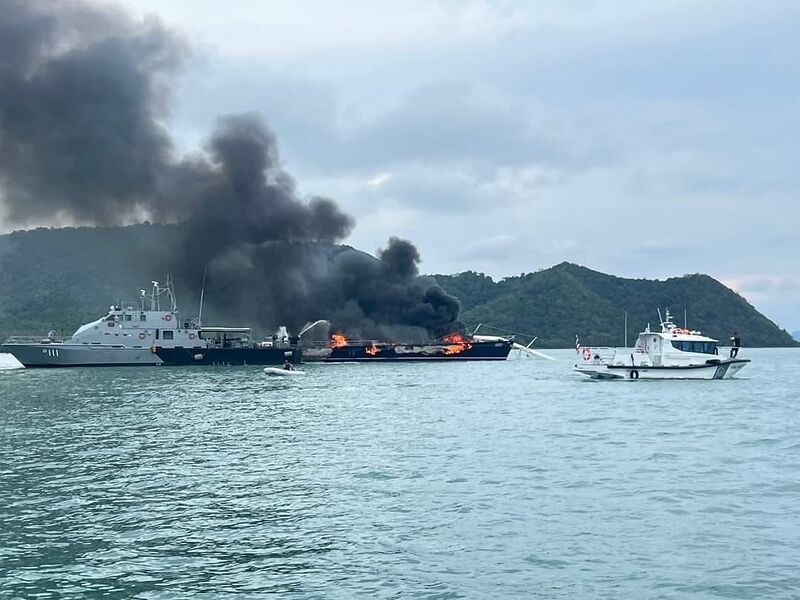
xmin=364 ymin=173 xmax=392 ymax=189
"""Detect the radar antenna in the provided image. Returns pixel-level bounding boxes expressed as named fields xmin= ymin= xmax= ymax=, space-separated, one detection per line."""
xmin=150 ymin=281 xmax=159 ymax=311
xmin=198 ymin=266 xmax=207 ymax=328
xmin=165 ymin=274 xmax=177 ymax=312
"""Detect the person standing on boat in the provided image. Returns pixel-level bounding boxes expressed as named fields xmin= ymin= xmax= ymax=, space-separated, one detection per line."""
xmin=729 ymin=332 xmax=741 ymax=358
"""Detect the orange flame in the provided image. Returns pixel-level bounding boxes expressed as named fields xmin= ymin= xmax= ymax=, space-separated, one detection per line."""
xmin=366 ymin=343 xmax=380 ymax=356
xmin=442 ymin=332 xmax=466 ymax=344
xmin=442 ymin=332 xmax=472 ymax=354
xmin=331 ymin=334 xmax=347 ymax=348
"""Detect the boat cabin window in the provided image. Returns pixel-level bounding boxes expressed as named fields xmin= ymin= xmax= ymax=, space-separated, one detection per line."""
xmin=125 ymin=314 xmax=132 ymax=321
xmin=140 ymin=314 xmax=146 ymax=321
xmin=163 ymin=330 xmax=173 ymax=340
xmin=106 ymin=314 xmax=116 ymax=322
xmin=672 ymin=340 xmax=717 ymax=354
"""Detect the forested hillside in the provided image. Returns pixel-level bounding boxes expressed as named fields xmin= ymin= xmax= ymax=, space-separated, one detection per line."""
xmin=436 ymin=264 xmax=797 ymax=348
xmin=0 ymin=225 xmax=176 ymax=339
xmin=0 ymin=226 xmax=795 ymax=347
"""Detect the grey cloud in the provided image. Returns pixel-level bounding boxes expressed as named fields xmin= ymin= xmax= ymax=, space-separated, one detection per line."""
xmin=339 ymin=81 xmax=617 ymax=172
xmin=454 ymin=234 xmax=519 ymax=263
xmin=177 ymin=60 xmax=615 ymax=176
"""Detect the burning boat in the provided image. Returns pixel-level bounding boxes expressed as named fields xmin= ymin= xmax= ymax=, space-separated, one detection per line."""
xmin=302 ymin=332 xmax=513 ymax=362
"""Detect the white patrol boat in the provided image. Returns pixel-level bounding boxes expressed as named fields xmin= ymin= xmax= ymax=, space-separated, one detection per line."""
xmin=2 ymin=279 xmax=205 ymax=368
xmin=1 ymin=278 xmax=301 ymax=368
xmin=574 ymin=309 xmax=750 ymax=380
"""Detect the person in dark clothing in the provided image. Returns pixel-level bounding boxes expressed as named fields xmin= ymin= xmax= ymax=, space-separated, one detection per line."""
xmin=729 ymin=332 xmax=741 ymax=358
xmin=283 ymin=359 xmax=294 ymax=371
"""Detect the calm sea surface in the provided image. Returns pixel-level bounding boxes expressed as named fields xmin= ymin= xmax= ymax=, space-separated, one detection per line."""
xmin=1 ymin=349 xmax=799 ymax=598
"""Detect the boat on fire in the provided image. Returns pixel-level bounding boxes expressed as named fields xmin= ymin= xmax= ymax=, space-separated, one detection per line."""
xmin=574 ymin=309 xmax=749 ymax=380
xmin=0 ymin=279 xmax=299 ymax=368
xmin=303 ymin=333 xmax=513 ymax=363
xmin=302 ymin=332 xmax=513 ymax=362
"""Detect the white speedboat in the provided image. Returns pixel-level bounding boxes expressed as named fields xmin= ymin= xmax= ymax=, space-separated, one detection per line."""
xmin=575 ymin=309 xmax=749 ymax=380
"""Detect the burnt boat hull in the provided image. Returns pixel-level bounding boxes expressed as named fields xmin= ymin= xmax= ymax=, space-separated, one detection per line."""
xmin=305 ymin=340 xmax=512 ymax=362
xmin=154 ymin=347 xmax=300 ymax=366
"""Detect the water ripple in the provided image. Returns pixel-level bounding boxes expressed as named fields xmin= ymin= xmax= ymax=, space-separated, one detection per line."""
xmin=1 ymin=350 xmax=799 ymax=598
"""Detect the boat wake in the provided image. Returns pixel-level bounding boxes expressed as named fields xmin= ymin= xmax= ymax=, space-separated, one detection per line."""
xmin=0 ymin=353 xmax=25 ymax=370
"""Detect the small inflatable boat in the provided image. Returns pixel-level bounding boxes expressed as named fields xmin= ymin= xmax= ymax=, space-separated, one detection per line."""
xmin=263 ymin=367 xmax=305 ymax=376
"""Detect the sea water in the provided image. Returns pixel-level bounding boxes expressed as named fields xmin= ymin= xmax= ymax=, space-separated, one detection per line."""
xmin=1 ymin=349 xmax=798 ymax=598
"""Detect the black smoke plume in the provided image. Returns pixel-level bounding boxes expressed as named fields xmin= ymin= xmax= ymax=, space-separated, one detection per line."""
xmin=0 ymin=0 xmax=462 ymax=339
xmin=0 ymin=0 xmax=183 ymax=225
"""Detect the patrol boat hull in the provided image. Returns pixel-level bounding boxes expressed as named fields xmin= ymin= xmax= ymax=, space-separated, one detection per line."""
xmin=154 ymin=346 xmax=299 ymax=366
xmin=0 ymin=343 xmax=162 ymax=368
xmin=575 ymin=358 xmax=750 ymax=380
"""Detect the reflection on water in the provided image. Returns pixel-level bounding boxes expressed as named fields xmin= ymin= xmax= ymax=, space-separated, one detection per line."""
xmin=1 ymin=350 xmax=798 ymax=598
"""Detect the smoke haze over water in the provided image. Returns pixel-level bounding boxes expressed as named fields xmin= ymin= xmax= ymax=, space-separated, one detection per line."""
xmin=0 ymin=0 xmax=461 ymax=338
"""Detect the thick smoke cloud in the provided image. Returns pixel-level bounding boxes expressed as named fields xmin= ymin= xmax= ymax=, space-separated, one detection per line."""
xmin=0 ymin=0 xmax=182 ymax=225
xmin=0 ymin=0 xmax=462 ymax=338
xmin=178 ymin=115 xmax=354 ymax=275
xmin=325 ymin=239 xmax=461 ymax=339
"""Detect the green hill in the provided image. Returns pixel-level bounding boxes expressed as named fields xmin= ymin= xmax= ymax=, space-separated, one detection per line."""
xmin=0 ymin=225 xmax=173 ymax=339
xmin=435 ymin=264 xmax=797 ymax=348
xmin=0 ymin=226 xmax=795 ymax=347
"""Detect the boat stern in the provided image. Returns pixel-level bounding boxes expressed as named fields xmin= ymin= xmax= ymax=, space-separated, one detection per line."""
xmin=718 ymin=359 xmax=750 ymax=379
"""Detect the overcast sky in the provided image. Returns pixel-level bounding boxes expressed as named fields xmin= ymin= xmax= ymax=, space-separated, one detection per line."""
xmin=16 ymin=1 xmax=800 ymax=329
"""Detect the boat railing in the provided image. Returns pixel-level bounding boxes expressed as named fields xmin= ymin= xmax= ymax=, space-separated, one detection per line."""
xmin=577 ymin=346 xmax=617 ymax=365
xmin=3 ymin=335 xmax=65 ymax=344
xmin=256 ymin=337 xmax=299 ymax=349
xmin=302 ymin=339 xmax=395 ymax=349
